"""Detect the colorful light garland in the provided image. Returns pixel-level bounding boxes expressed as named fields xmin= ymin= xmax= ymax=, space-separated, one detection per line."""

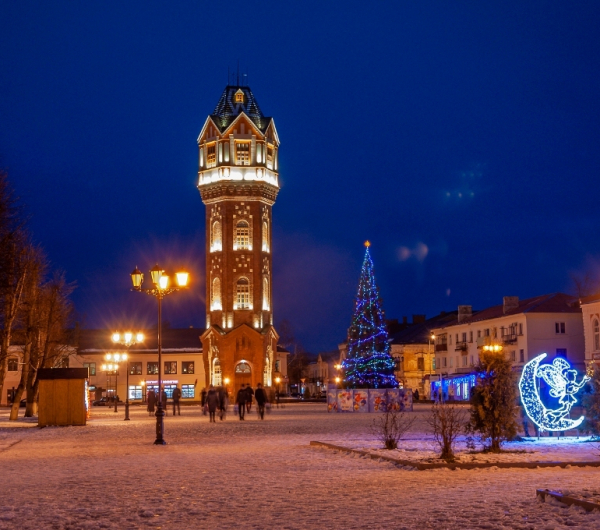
xmin=342 ymin=243 xmax=398 ymax=389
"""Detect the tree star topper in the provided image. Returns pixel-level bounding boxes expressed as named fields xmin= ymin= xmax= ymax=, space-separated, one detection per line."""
xmin=519 ymin=353 xmax=589 ymax=432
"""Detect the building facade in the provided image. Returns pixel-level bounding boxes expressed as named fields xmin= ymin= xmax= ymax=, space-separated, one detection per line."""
xmin=430 ymin=294 xmax=585 ymax=401
xmin=197 ymin=84 xmax=280 ymax=394
xmin=579 ymin=294 xmax=600 ymax=370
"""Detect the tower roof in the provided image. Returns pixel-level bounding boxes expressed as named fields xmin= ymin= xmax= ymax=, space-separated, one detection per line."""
xmin=210 ymin=85 xmax=272 ymax=133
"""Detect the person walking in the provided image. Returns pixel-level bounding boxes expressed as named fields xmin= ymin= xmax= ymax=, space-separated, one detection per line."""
xmin=245 ymin=384 xmax=254 ymax=413
xmin=218 ymin=386 xmax=228 ymax=420
xmin=162 ymin=389 xmax=168 ymax=416
xmin=201 ymin=387 xmax=207 ymax=415
xmin=206 ymin=385 xmax=219 ymax=423
xmin=172 ymin=385 xmax=182 ymax=416
xmin=255 ymin=383 xmax=267 ymax=420
xmin=147 ymin=389 xmax=156 ymax=416
xmin=236 ymin=384 xmax=247 ymax=420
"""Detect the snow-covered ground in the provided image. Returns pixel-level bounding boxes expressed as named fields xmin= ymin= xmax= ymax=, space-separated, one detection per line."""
xmin=0 ymin=403 xmax=600 ymax=529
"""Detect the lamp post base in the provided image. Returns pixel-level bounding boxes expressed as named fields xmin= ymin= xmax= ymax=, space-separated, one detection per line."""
xmin=124 ymin=401 xmax=130 ymax=421
xmin=154 ymin=406 xmax=166 ymax=445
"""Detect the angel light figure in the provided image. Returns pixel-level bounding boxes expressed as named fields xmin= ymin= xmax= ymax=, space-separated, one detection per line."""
xmin=537 ymin=357 xmax=590 ymax=420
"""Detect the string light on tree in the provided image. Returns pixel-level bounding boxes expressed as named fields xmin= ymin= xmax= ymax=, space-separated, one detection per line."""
xmin=341 ymin=241 xmax=398 ymax=389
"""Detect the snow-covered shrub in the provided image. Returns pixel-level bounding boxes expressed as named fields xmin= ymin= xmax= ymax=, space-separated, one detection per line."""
xmin=371 ymin=409 xmax=416 ymax=450
xmin=428 ymin=402 xmax=467 ymax=462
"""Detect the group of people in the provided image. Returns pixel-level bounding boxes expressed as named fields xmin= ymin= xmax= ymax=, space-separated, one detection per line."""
xmin=146 ymin=386 xmax=182 ymax=416
xmin=145 ymin=382 xmax=270 ymax=422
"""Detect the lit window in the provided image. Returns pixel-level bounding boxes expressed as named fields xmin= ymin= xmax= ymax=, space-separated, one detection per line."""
xmin=594 ymin=319 xmax=600 ymax=351
xmin=129 ymin=362 xmax=142 ymax=375
xmin=128 ymin=386 xmax=143 ymax=400
xmin=236 ymin=142 xmax=250 ymax=165
xmin=207 ymin=144 xmax=216 ymax=168
xmin=182 ymin=384 xmax=195 ymax=398
xmin=262 ymin=220 xmax=269 ymax=252
xmin=211 ymin=221 xmax=222 ymax=252
xmin=212 ymin=358 xmax=222 ymax=386
xmin=182 ymin=362 xmax=194 ymax=374
xmin=147 ymin=362 xmax=159 ymax=375
xmin=236 ymin=362 xmax=251 ymax=373
xmin=235 ymin=90 xmax=244 ymax=103
xmin=83 ymin=362 xmax=96 ymax=376
xmin=164 ymin=361 xmax=177 ymax=375
xmin=262 ymin=276 xmax=270 ymax=311
xmin=235 ymin=221 xmax=250 ymax=250
xmin=211 ymin=277 xmax=222 ymax=310
xmin=266 ymin=145 xmax=274 ymax=168
xmin=263 ymin=356 xmax=270 ymax=386
xmin=236 ymin=277 xmax=250 ymax=309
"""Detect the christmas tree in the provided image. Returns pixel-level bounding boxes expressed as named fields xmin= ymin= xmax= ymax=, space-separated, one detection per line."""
xmin=342 ymin=242 xmax=398 ymax=388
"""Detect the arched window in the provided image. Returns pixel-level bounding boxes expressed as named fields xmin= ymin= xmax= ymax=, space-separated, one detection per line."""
xmin=263 ymin=355 xmax=271 ymax=386
xmin=235 ymin=362 xmax=251 ymax=374
xmin=262 ymin=276 xmax=270 ymax=311
xmin=594 ymin=318 xmax=600 ymax=351
xmin=211 ymin=220 xmax=222 ymax=252
xmin=211 ymin=277 xmax=222 ymax=311
xmin=236 ymin=277 xmax=250 ymax=309
xmin=212 ymin=358 xmax=222 ymax=386
xmin=262 ymin=220 xmax=269 ymax=252
xmin=235 ymin=220 xmax=250 ymax=250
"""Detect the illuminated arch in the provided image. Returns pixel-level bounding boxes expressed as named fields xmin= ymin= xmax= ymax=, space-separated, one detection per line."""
xmin=235 ymin=220 xmax=250 ymax=250
xmin=212 ymin=357 xmax=222 ymax=386
xmin=236 ymin=277 xmax=251 ymax=310
xmin=211 ymin=220 xmax=222 ymax=252
xmin=211 ymin=277 xmax=222 ymax=311
xmin=262 ymin=276 xmax=270 ymax=311
xmin=262 ymin=219 xmax=269 ymax=252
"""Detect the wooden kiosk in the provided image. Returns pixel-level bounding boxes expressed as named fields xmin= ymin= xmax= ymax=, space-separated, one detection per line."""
xmin=38 ymin=368 xmax=89 ymax=427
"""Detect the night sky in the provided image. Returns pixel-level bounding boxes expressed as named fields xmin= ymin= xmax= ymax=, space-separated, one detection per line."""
xmin=2 ymin=2 xmax=600 ymax=352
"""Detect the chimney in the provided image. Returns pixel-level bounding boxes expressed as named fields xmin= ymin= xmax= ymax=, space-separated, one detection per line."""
xmin=412 ymin=314 xmax=426 ymax=324
xmin=458 ymin=305 xmax=472 ymax=323
xmin=503 ymin=296 xmax=519 ymax=314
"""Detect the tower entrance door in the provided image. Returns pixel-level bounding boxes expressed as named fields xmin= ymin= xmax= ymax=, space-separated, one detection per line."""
xmin=235 ymin=362 xmax=252 ymax=393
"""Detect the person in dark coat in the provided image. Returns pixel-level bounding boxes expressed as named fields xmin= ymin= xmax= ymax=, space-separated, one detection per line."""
xmin=162 ymin=389 xmax=168 ymax=416
xmin=255 ymin=383 xmax=267 ymax=420
xmin=413 ymin=389 xmax=420 ymax=402
xmin=172 ymin=386 xmax=182 ymax=416
xmin=236 ymin=384 xmax=247 ymax=420
xmin=206 ymin=385 xmax=220 ymax=422
xmin=147 ymin=389 xmax=156 ymax=416
xmin=218 ymin=386 xmax=228 ymax=420
xmin=201 ymin=387 xmax=207 ymax=415
xmin=245 ymin=385 xmax=255 ymax=413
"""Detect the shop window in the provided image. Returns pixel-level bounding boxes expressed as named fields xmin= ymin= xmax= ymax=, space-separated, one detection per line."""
xmin=182 ymin=361 xmax=194 ymax=374
xmin=7 ymin=358 xmax=18 ymax=371
xmin=164 ymin=361 xmax=177 ymax=375
xmin=83 ymin=362 xmax=96 ymax=376
xmin=182 ymin=384 xmax=195 ymax=399
xmin=128 ymin=386 xmax=143 ymax=400
xmin=147 ymin=362 xmax=159 ymax=375
xmin=129 ymin=362 xmax=142 ymax=375
xmin=164 ymin=384 xmax=176 ymax=398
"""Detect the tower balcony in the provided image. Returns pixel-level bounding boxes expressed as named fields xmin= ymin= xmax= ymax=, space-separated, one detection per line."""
xmin=198 ymin=167 xmax=279 ymax=189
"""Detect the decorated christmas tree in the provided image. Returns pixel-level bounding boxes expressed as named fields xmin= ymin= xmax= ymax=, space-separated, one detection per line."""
xmin=342 ymin=242 xmax=398 ymax=388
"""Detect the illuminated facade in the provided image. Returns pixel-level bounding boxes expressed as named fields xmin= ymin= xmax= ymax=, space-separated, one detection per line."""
xmin=197 ymin=84 xmax=280 ymax=394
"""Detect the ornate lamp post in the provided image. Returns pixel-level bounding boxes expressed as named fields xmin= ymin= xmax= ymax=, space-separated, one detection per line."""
xmin=130 ymin=264 xmax=189 ymax=445
xmin=111 ymin=331 xmax=145 ymax=421
xmin=102 ymin=353 xmax=127 ymax=413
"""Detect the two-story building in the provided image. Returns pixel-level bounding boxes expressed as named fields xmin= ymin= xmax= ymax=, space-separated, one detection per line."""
xmin=430 ymin=293 xmax=584 ymax=401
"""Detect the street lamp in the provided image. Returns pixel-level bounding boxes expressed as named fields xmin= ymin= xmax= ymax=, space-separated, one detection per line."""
xmin=130 ymin=264 xmax=189 ymax=445
xmin=102 ymin=353 xmax=127 ymax=413
xmin=111 ymin=331 xmax=145 ymax=420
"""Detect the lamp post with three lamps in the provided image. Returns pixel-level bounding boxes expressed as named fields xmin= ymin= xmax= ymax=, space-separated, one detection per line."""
xmin=101 ymin=353 xmax=127 ymax=413
xmin=111 ymin=331 xmax=144 ymax=420
xmin=130 ymin=264 xmax=189 ymax=445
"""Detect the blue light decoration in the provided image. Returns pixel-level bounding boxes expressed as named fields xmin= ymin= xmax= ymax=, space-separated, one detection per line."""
xmin=519 ymin=353 xmax=589 ymax=432
xmin=341 ymin=242 xmax=398 ymax=389
xmin=431 ymin=374 xmax=477 ymax=401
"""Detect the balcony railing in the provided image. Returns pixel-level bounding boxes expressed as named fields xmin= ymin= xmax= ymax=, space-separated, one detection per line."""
xmin=435 ymin=344 xmax=448 ymax=352
xmin=455 ymin=342 xmax=468 ymax=352
xmin=502 ymin=334 xmax=517 ymax=344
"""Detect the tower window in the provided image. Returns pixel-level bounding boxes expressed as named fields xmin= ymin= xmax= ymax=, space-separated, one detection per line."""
xmin=262 ymin=276 xmax=270 ymax=311
xmin=235 ymin=90 xmax=244 ymax=103
xmin=266 ymin=146 xmax=274 ymax=169
xmin=211 ymin=277 xmax=222 ymax=311
xmin=207 ymin=144 xmax=216 ymax=168
xmin=235 ymin=221 xmax=250 ymax=250
xmin=236 ymin=142 xmax=250 ymax=165
xmin=211 ymin=220 xmax=222 ymax=252
xmin=262 ymin=220 xmax=269 ymax=252
xmin=212 ymin=358 xmax=222 ymax=386
xmin=236 ymin=278 xmax=250 ymax=309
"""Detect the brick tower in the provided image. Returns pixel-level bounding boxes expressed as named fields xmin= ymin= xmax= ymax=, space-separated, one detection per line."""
xmin=197 ymin=84 xmax=280 ymax=394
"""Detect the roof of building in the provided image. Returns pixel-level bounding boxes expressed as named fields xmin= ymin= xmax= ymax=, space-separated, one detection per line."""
xmin=578 ymin=292 xmax=600 ymax=305
xmin=78 ymin=328 xmax=203 ymax=353
xmin=210 ymin=85 xmax=272 ymax=133
xmin=437 ymin=293 xmax=580 ymax=329
xmin=389 ymin=311 xmax=459 ymax=345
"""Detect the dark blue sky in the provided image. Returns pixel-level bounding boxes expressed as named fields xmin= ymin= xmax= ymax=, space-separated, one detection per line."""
xmin=2 ymin=1 xmax=600 ymax=352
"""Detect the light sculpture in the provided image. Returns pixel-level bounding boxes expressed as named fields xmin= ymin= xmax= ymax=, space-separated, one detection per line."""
xmin=519 ymin=353 xmax=589 ymax=432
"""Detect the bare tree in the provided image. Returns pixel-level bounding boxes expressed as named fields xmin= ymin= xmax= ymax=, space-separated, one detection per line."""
xmin=428 ymin=402 xmax=468 ymax=462
xmin=371 ymin=408 xmax=416 ymax=449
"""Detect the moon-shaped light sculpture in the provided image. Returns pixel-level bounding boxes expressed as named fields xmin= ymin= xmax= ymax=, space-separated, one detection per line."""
xmin=519 ymin=353 xmax=586 ymax=432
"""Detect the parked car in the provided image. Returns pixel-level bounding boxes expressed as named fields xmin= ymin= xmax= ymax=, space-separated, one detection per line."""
xmin=92 ymin=397 xmax=109 ymax=406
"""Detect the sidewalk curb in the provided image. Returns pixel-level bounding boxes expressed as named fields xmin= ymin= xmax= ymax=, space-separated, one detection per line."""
xmin=309 ymin=441 xmax=600 ymax=470
xmin=537 ymin=489 xmax=600 ymax=512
